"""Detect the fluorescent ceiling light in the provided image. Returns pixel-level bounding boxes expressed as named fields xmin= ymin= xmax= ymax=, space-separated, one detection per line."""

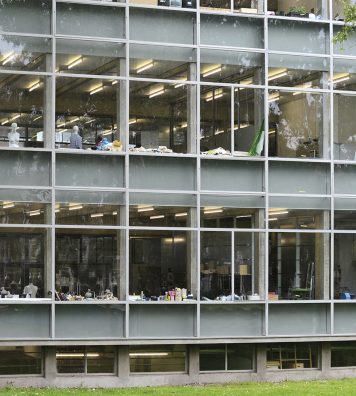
xmin=2 ymin=52 xmax=15 ymax=65
xmin=214 ymin=130 xmax=225 ymax=135
xmin=202 ymin=65 xmax=222 ymax=78
xmin=129 ymin=119 xmax=137 ymax=125
xmin=70 ymin=117 xmax=80 ymax=123
xmin=164 ymin=237 xmax=185 ymax=244
xmin=68 ymin=204 xmax=83 ymax=211
xmin=67 ymin=57 xmax=83 ymax=69
xmin=149 ymin=88 xmax=165 ymax=99
xmin=112 ymin=211 xmax=118 ymax=216
xmin=175 ymin=212 xmax=188 ymax=217
xmin=2 ymin=202 xmax=15 ymax=209
xmin=269 ymin=217 xmax=278 ymax=221
xmin=90 ymin=213 xmax=104 ymax=218
xmin=1 ymin=114 xmax=21 ymax=125
xmin=268 ymin=94 xmax=280 ymax=103
xmin=57 ymin=122 xmax=66 ymax=128
xmin=137 ymin=207 xmax=154 ymax=212
xmin=112 ymin=80 xmax=118 ymax=85
xmin=33 ymin=116 xmax=42 ymax=122
xmin=150 ymin=215 xmax=165 ymax=219
xmin=292 ymin=82 xmax=313 ymax=95
xmin=90 ymin=85 xmax=103 ymax=95
xmin=234 ymin=123 xmax=250 ymax=130
xmin=268 ymin=69 xmax=288 ymax=81
xmin=235 ymin=79 xmax=253 ymax=91
xmin=236 ymin=215 xmax=252 ymax=219
xmin=205 ymin=92 xmax=223 ymax=102
xmin=129 ymin=353 xmax=169 ymax=357
xmin=174 ymin=79 xmax=187 ymax=88
xmin=332 ymin=74 xmax=350 ymax=84
xmin=137 ymin=61 xmax=154 ymax=74
xmin=180 ymin=123 xmax=188 ymax=128
xmin=85 ymin=118 xmax=95 ymax=124
xmin=56 ymin=353 xmax=100 ymax=358
xmin=29 ymin=82 xmax=41 ymax=92
xmin=204 ymin=209 xmax=223 ymax=214
xmin=268 ymin=210 xmax=289 ymax=215
xmin=28 ymin=209 xmax=41 ymax=217
xmin=102 ymin=129 xmax=113 ymax=136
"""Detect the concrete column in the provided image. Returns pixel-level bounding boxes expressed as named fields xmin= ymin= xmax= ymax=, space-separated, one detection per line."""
xmin=44 ymin=346 xmax=57 ymax=383
xmin=118 ymin=346 xmax=130 ymax=382
xmin=43 ymin=54 xmax=52 ymax=149
xmin=187 ymin=63 xmax=197 ymax=154
xmin=188 ymin=345 xmax=200 ymax=383
xmin=256 ymin=344 xmax=267 ymax=380
xmin=321 ymin=342 xmax=331 ymax=373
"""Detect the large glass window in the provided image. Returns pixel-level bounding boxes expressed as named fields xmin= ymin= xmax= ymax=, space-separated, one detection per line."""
xmin=331 ymin=342 xmax=356 ymax=367
xmin=129 ymin=345 xmax=186 ymax=373
xmin=0 ymin=347 xmax=42 ymax=375
xmin=266 ymin=343 xmax=319 ymax=370
xmin=0 ymin=74 xmax=51 ymax=149
xmin=129 ymin=230 xmax=195 ymax=300
xmin=269 ymin=232 xmax=329 ymax=300
xmin=0 ymin=228 xmax=48 ymax=299
xmin=199 ymin=344 xmax=254 ymax=371
xmin=56 ymin=346 xmax=115 ymax=374
xmin=55 ymin=229 xmax=122 ymax=301
xmin=267 ymin=0 xmax=329 ymax=19
xmin=200 ymin=231 xmax=264 ymax=301
xmin=268 ymin=90 xmax=329 ymax=159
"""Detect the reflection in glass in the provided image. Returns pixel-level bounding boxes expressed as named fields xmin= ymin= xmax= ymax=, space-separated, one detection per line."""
xmin=129 ymin=345 xmax=186 ymax=373
xmin=268 ymin=90 xmax=329 ymax=159
xmin=200 ymin=86 xmax=231 ymax=154
xmin=267 ymin=0 xmax=328 ymax=19
xmin=335 ymin=198 xmax=356 ymax=230
xmin=0 ymin=74 xmax=50 ymax=148
xmin=0 ymin=35 xmax=51 ymax=72
xmin=266 ymin=343 xmax=319 ymax=369
xmin=55 ymin=76 xmax=124 ymax=150
xmin=269 ymin=233 xmax=329 ymax=300
xmin=130 ymin=44 xmax=196 ymax=81
xmin=129 ymin=230 xmax=194 ymax=299
xmin=55 ymin=190 xmax=124 ymax=226
xmin=56 ymin=39 xmax=125 ymax=76
xmin=0 ymin=189 xmax=51 ymax=225
xmin=334 ymin=234 xmax=356 ymax=299
xmin=0 ymin=346 xmax=42 ymax=375
xmin=0 ymin=228 xmax=46 ymax=298
xmin=55 ymin=229 xmax=122 ymax=300
xmin=129 ymin=81 xmax=194 ymax=154
xmin=331 ymin=342 xmax=356 ymax=367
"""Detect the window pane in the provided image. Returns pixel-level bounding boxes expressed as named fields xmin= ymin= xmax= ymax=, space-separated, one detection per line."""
xmin=0 ymin=346 xmax=42 ymax=375
xmin=199 ymin=345 xmax=225 ymax=371
xmin=87 ymin=346 xmax=115 ymax=374
xmin=335 ymin=198 xmax=356 ymax=230
xmin=266 ymin=343 xmax=319 ymax=369
xmin=268 ymin=0 xmax=329 ymax=19
xmin=56 ymin=190 xmax=124 ymax=226
xmin=129 ymin=230 xmax=194 ymax=299
xmin=55 ymin=229 xmax=122 ymax=300
xmin=334 ymin=234 xmax=356 ymax=299
xmin=0 ymin=74 xmax=51 ymax=149
xmin=56 ymin=39 xmax=125 ymax=76
xmin=130 ymin=345 xmax=186 ymax=373
xmin=227 ymin=344 xmax=254 ymax=370
xmin=56 ymin=346 xmax=85 ymax=374
xmin=331 ymin=342 xmax=356 ymax=367
xmin=0 ymin=35 xmax=52 ymax=73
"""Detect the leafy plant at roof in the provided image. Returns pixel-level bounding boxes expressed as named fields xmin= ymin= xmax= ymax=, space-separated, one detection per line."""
xmin=333 ymin=0 xmax=356 ymax=45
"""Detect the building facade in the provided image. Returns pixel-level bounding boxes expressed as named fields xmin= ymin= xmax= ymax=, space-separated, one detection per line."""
xmin=1 ymin=0 xmax=356 ymax=387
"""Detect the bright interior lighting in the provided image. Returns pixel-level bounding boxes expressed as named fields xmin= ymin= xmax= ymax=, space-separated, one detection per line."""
xmin=102 ymin=129 xmax=113 ymax=136
xmin=29 ymin=82 xmax=41 ymax=92
xmin=137 ymin=61 xmax=154 ymax=74
xmin=236 ymin=215 xmax=252 ymax=219
xmin=2 ymin=202 xmax=15 ymax=209
xmin=112 ymin=211 xmax=118 ymax=216
xmin=214 ymin=130 xmax=225 ymax=135
xmin=332 ymin=74 xmax=350 ymax=84
xmin=268 ymin=94 xmax=280 ymax=103
xmin=268 ymin=210 xmax=289 ymax=216
xmin=163 ymin=237 xmax=185 ymax=244
xmin=57 ymin=122 xmax=66 ymax=128
xmin=129 ymin=119 xmax=137 ymax=125
xmin=2 ymin=52 xmax=15 ymax=65
xmin=70 ymin=117 xmax=80 ymax=123
xmin=268 ymin=69 xmax=288 ymax=81
xmin=174 ymin=79 xmax=187 ymax=88
xmin=205 ymin=92 xmax=223 ymax=102
xmin=235 ymin=79 xmax=253 ymax=91
xmin=150 ymin=215 xmax=165 ymax=220
xmin=175 ymin=212 xmax=188 ymax=217
xmin=90 ymin=213 xmax=104 ymax=218
xmin=234 ymin=123 xmax=250 ymax=130
xmin=149 ymin=89 xmax=165 ymax=99
xmin=67 ymin=57 xmax=83 ymax=69
xmin=204 ymin=209 xmax=224 ymax=214
xmin=90 ymin=85 xmax=103 ymax=95
xmin=33 ymin=115 xmax=42 ymax=122
xmin=129 ymin=353 xmax=169 ymax=357
xmin=292 ymin=82 xmax=313 ymax=95
xmin=269 ymin=217 xmax=278 ymax=221
xmin=56 ymin=353 xmax=100 ymax=358
xmin=68 ymin=204 xmax=83 ymax=211
xmin=202 ymin=65 xmax=222 ymax=78
xmin=85 ymin=118 xmax=95 ymax=124
xmin=28 ymin=209 xmax=41 ymax=217
xmin=137 ymin=207 xmax=154 ymax=213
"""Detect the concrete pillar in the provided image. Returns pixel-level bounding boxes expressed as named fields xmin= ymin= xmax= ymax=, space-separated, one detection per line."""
xmin=44 ymin=346 xmax=57 ymax=383
xmin=188 ymin=345 xmax=199 ymax=383
xmin=321 ymin=342 xmax=331 ymax=373
xmin=256 ymin=344 xmax=267 ymax=380
xmin=118 ymin=346 xmax=130 ymax=382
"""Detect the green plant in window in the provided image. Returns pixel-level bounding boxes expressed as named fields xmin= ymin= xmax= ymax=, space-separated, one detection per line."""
xmin=248 ymin=120 xmax=264 ymax=157
xmin=289 ymin=5 xmax=307 ymax=15
xmin=333 ymin=0 xmax=356 ymax=45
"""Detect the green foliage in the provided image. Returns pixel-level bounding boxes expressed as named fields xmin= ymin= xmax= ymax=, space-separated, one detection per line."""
xmin=289 ymin=5 xmax=307 ymax=15
xmin=333 ymin=0 xmax=356 ymax=45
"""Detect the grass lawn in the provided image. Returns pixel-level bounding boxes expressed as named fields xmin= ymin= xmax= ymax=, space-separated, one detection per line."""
xmin=0 ymin=379 xmax=356 ymax=396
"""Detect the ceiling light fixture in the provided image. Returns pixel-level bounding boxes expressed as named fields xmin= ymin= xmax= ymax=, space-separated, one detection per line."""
xmin=102 ymin=129 xmax=114 ymax=136
xmin=268 ymin=69 xmax=288 ymax=81
xmin=33 ymin=115 xmax=42 ymax=122
xmin=202 ymin=65 xmax=222 ymax=78
xmin=2 ymin=52 xmax=15 ymax=65
xmin=112 ymin=80 xmax=118 ymax=85
xmin=150 ymin=215 xmax=165 ymax=220
xmin=234 ymin=123 xmax=250 ymax=130
xmin=57 ymin=122 xmax=66 ymax=128
xmin=68 ymin=204 xmax=83 ymax=211
xmin=174 ymin=79 xmax=187 ymax=88
xmin=90 ymin=213 xmax=104 ymax=218
xmin=85 ymin=118 xmax=95 ymax=124
xmin=90 ymin=85 xmax=104 ymax=95
xmin=205 ymin=92 xmax=223 ymax=102
xmin=214 ymin=129 xmax=225 ymax=135
xmin=332 ymin=74 xmax=350 ymax=84
xmin=268 ymin=94 xmax=280 ymax=103
xmin=129 ymin=119 xmax=137 ymax=125
xmin=129 ymin=352 xmax=169 ymax=357
xmin=29 ymin=82 xmax=41 ymax=92
xmin=28 ymin=209 xmax=41 ymax=217
xmin=67 ymin=57 xmax=83 ymax=69
xmin=2 ymin=202 xmax=15 ymax=209
xmin=137 ymin=61 xmax=154 ymax=74
xmin=268 ymin=210 xmax=289 ymax=215
xmin=175 ymin=212 xmax=188 ymax=217
xmin=137 ymin=207 xmax=154 ymax=213
xmin=149 ymin=88 xmax=165 ymax=99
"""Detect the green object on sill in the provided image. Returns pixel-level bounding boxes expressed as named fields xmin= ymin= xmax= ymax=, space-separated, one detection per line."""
xmin=248 ymin=120 xmax=264 ymax=157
